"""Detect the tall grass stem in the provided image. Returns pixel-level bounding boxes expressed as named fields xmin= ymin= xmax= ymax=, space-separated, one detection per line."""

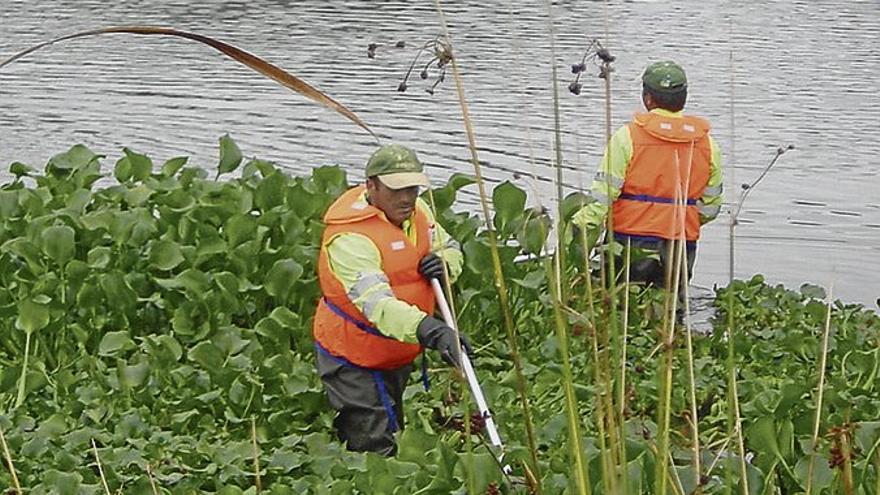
xmin=805 ymin=290 xmax=834 ymax=495
xmin=433 ymin=1 xmax=543 ymax=487
xmin=92 ymin=438 xmax=111 ymax=495
xmin=0 ymin=426 xmax=22 ymax=494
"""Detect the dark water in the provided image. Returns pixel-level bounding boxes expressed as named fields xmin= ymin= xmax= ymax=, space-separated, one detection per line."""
xmin=1 ymin=0 xmax=878 ymax=307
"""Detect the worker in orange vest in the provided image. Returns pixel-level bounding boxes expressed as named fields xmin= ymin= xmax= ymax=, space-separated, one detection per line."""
xmin=572 ymin=60 xmax=724 ymax=292
xmin=313 ymin=144 xmax=468 ymax=455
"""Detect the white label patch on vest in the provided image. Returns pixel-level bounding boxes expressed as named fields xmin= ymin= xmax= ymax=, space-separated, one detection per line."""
xmin=660 ymin=122 xmax=672 ymax=130
xmin=351 ymin=202 xmax=368 ymax=210
xmin=683 ymin=124 xmax=695 ymax=132
xmin=390 ymin=240 xmax=406 ymax=251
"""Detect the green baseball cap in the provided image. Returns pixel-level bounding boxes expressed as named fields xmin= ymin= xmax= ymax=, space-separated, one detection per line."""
xmin=365 ymin=144 xmax=429 ymax=189
xmin=642 ymin=60 xmax=687 ymax=93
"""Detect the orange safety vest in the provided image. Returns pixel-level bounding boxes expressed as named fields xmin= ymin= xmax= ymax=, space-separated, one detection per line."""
xmin=612 ymin=112 xmax=713 ymax=241
xmin=313 ymin=185 xmax=434 ymax=370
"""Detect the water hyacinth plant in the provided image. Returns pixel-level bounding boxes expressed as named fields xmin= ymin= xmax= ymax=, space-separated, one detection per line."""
xmin=0 ymin=136 xmax=876 ymax=493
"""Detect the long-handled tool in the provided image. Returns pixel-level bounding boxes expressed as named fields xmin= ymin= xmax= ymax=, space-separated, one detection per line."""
xmin=430 ymin=278 xmax=512 ymax=474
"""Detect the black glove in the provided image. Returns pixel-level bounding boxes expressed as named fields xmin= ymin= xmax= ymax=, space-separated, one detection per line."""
xmin=417 ymin=315 xmax=473 ymax=368
xmin=418 ymin=253 xmax=446 ymax=283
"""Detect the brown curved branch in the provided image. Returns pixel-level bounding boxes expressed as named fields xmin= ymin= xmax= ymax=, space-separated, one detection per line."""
xmin=0 ymin=26 xmax=377 ymax=141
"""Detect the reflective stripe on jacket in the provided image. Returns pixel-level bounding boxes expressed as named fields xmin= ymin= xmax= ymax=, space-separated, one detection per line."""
xmin=313 ymin=185 xmax=434 ymax=370
xmin=611 ymin=112 xmax=713 ymax=241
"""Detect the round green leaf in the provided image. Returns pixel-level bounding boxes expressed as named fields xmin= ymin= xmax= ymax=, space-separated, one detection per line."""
xmin=149 ymin=240 xmax=185 ymax=271
xmin=265 ymin=259 xmax=303 ymax=298
xmin=225 ymin=214 xmax=257 ymax=248
xmin=161 ymin=156 xmax=188 ymax=177
xmin=255 ymin=172 xmax=287 ymax=211
xmin=98 ymin=331 xmax=135 ymax=356
xmin=492 ymin=181 xmax=526 ymax=234
xmin=9 ymin=161 xmax=33 ymax=177
xmin=40 ymin=225 xmax=76 ymax=266
xmin=123 ymin=148 xmax=153 ymax=182
xmin=87 ymin=246 xmax=113 ymax=269
xmin=15 ymin=299 xmax=50 ymax=334
xmin=218 ymin=134 xmax=243 ymax=175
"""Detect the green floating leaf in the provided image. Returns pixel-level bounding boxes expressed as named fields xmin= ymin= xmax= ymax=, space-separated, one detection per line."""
xmin=189 ymin=341 xmax=224 ymax=370
xmin=225 ymin=213 xmax=257 ymax=248
xmin=219 ymin=134 xmax=243 ymax=175
xmin=10 ymin=161 xmax=33 ymax=177
xmin=255 ymin=171 xmax=288 ymax=211
xmin=560 ymin=191 xmax=591 ymax=223
xmin=312 ymin=165 xmax=347 ymax=196
xmin=265 ymin=258 xmax=303 ymax=298
xmin=492 ymin=180 xmax=526 ymax=234
xmin=15 ymin=299 xmax=50 ymax=334
xmin=99 ymin=331 xmax=135 ymax=356
xmin=119 ymin=359 xmax=150 ymax=388
xmin=161 ymin=156 xmax=188 ymax=177
xmin=87 ymin=246 xmax=113 ymax=269
xmin=123 ymin=147 xmax=153 ymax=182
xmin=149 ymin=239 xmax=185 ymax=271
xmin=517 ymin=207 xmax=551 ymax=256
xmin=40 ymin=224 xmax=76 ymax=266
xmin=800 ymin=283 xmax=827 ymax=300
xmin=47 ymin=144 xmax=101 ymax=175
xmin=0 ymin=190 xmax=20 ymax=218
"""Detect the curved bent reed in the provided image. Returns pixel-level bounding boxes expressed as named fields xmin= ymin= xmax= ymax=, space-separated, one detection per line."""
xmin=433 ymin=2 xmax=544 ymax=491
xmin=0 ymin=26 xmax=377 ymax=141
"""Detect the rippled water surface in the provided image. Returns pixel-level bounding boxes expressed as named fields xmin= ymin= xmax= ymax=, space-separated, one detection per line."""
xmin=1 ymin=0 xmax=878 ymax=306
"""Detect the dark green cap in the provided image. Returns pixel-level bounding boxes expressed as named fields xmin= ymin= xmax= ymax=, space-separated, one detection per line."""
xmin=365 ymin=144 xmax=429 ymax=189
xmin=642 ymin=60 xmax=687 ymax=93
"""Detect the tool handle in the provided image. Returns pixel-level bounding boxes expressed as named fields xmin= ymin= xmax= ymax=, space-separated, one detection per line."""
xmin=431 ymin=279 xmax=504 ymax=448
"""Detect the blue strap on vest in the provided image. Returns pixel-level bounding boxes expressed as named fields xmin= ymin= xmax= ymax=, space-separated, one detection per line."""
xmin=324 ymin=297 xmax=388 ymax=338
xmin=320 ymin=297 xmax=431 ymax=427
xmin=323 ymin=298 xmax=430 ymax=389
xmin=614 ymin=232 xmax=696 ymax=249
xmin=618 ymin=192 xmax=697 ymax=205
xmin=316 ymin=342 xmax=400 ymax=432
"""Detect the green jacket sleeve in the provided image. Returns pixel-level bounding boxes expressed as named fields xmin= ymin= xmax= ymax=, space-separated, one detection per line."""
xmin=416 ymin=197 xmax=464 ymax=282
xmin=325 ymin=233 xmax=426 ymax=343
xmin=572 ymin=125 xmax=633 ymax=230
xmin=698 ymin=135 xmax=724 ymax=224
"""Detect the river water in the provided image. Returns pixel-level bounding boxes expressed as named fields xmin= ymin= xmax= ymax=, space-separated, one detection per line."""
xmin=1 ymin=0 xmax=878 ymax=307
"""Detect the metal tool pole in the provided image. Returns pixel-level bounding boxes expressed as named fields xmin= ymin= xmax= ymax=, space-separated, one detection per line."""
xmin=431 ymin=279 xmax=511 ymax=473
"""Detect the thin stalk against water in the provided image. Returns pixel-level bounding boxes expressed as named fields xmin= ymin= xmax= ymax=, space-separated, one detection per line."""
xmin=598 ymin=52 xmax=626 ymax=491
xmin=92 ymin=438 xmax=112 ymax=495
xmin=433 ymin=1 xmax=543 ymax=488
xmin=725 ymin=20 xmax=738 ymax=494
xmin=545 ymin=0 xmax=567 ymax=299
xmin=0 ymin=426 xmax=22 ymax=494
xmin=806 ymin=290 xmax=834 ymax=495
xmin=251 ymin=418 xmax=262 ymax=493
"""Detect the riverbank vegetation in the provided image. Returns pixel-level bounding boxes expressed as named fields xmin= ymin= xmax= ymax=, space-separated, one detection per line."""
xmin=0 ymin=140 xmax=877 ymax=494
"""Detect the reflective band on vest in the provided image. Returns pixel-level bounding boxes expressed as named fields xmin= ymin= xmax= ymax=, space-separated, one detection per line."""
xmin=612 ymin=112 xmax=712 ymax=241
xmin=313 ymin=185 xmax=433 ymax=370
